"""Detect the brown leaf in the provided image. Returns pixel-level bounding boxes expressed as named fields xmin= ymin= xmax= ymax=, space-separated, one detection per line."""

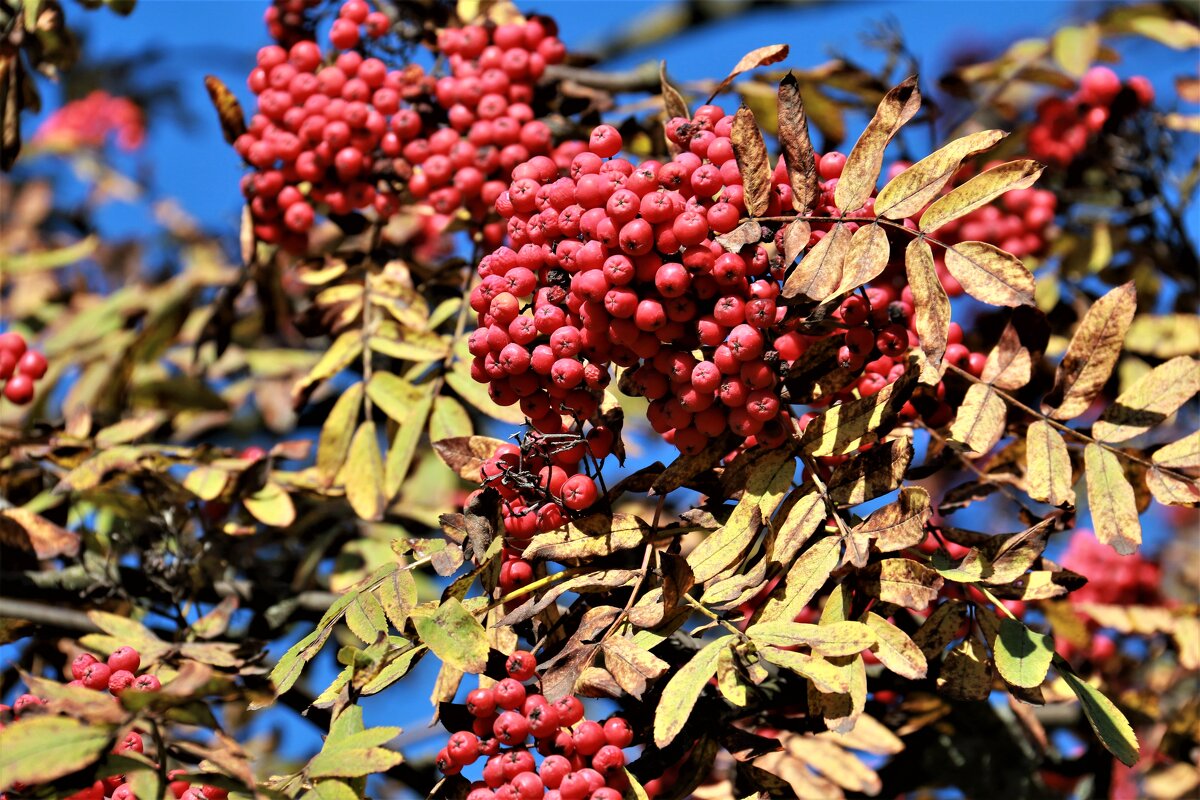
xmin=875 ymin=129 xmax=1007 ymax=220
xmin=826 ymin=439 xmax=914 ymax=505
xmin=0 ymin=508 xmax=80 ymax=559
xmin=1026 ymin=420 xmax=1075 ymax=507
xmin=714 ymin=219 xmax=764 ymax=252
xmin=431 ymin=436 xmax=507 ymax=481
xmin=834 ymin=223 xmax=891 ymax=295
xmin=913 ymin=600 xmax=969 ymax=658
xmin=834 ymin=76 xmax=921 ymax=212
xmin=539 ymin=606 xmax=619 ymax=702
xmin=651 ymin=432 xmax=732 ymax=494
xmin=1085 ymin=444 xmax=1142 ymax=555
xmin=981 ymin=322 xmax=1033 ymax=390
xmin=937 ymin=638 xmax=993 ymax=700
xmin=602 ymin=636 xmax=669 ymax=699
xmin=905 ymin=238 xmax=950 ymax=384
xmin=781 ymin=219 xmax=811 ymax=267
xmin=853 ymin=486 xmax=930 ymax=552
xmin=862 ymin=558 xmax=943 ymax=610
xmin=781 ymin=222 xmax=851 ymax=301
xmin=708 ymin=44 xmax=790 ymax=101
xmin=1043 ymin=282 xmax=1137 ymax=420
xmin=522 ymin=513 xmax=649 ymax=562
xmin=777 ymin=72 xmax=818 ymax=213
xmin=1093 ymin=356 xmax=1200 ymax=443
xmin=204 ymin=75 xmax=247 ymax=145
xmin=950 ymin=382 xmax=1007 ymax=455
xmin=659 ymin=60 xmax=689 ymax=122
xmin=732 ymin=106 xmax=772 ymax=217
xmin=920 ymin=160 xmax=1044 ymax=233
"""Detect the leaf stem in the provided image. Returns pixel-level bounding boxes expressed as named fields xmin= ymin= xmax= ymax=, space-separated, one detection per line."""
xmin=681 ymin=593 xmax=750 ymax=642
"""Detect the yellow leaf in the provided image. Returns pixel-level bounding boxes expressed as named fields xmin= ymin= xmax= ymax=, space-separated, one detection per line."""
xmin=343 ymin=422 xmax=386 ymax=521
xmin=654 ymin=636 xmax=729 ymax=747
xmin=757 ymin=537 xmax=842 ymax=623
xmin=384 ymin=383 xmax=433 ymax=498
xmin=800 ymin=364 xmax=915 ymax=456
xmin=446 ymin=364 xmax=525 ymax=425
xmin=943 ymin=241 xmax=1036 ymax=307
xmin=921 ymin=160 xmax=1044 ymax=233
xmin=875 ymin=129 xmax=1007 ymax=220
xmin=834 ymin=222 xmax=891 ymax=296
xmin=782 ymin=222 xmax=852 ymax=302
xmin=317 ymin=382 xmax=363 ymax=486
xmin=244 ymin=481 xmax=296 ymax=528
xmin=835 ymin=76 xmax=921 ymax=212
xmin=1052 ymin=25 xmax=1101 ymax=77
xmin=1085 ymin=444 xmax=1142 ymax=555
xmin=1026 ymin=420 xmax=1075 ymax=507
xmin=865 ymin=612 xmax=927 ymax=679
xmin=1093 ymin=356 xmax=1200 ymax=443
xmin=366 ymin=373 xmax=423 ymax=425
xmin=950 ymin=382 xmax=1007 ymax=455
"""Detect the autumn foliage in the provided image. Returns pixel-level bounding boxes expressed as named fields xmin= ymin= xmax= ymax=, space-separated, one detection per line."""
xmin=0 ymin=1 xmax=1198 ymax=799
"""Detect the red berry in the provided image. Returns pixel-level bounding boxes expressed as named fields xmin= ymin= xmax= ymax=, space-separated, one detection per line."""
xmin=603 ymin=717 xmax=633 ymax=748
xmin=108 ymin=646 xmax=141 ymax=674
xmin=108 ymin=670 xmax=136 ymax=696
xmin=494 ymin=677 xmax=527 ymax=710
xmin=72 ymin=652 xmax=99 ymax=680
xmin=3 ymin=374 xmax=34 ymax=405
xmin=505 ymin=650 xmax=537 ymax=681
xmin=82 ymin=661 xmax=112 ymax=691
xmin=0 ymin=332 xmax=27 ymax=358
xmin=132 ymin=674 xmax=162 ymax=692
xmin=493 ymin=710 xmax=530 ymax=744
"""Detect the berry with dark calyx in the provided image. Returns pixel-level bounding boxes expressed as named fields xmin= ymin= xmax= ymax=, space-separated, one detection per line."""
xmin=505 ymin=649 xmax=537 ymax=681
xmin=494 ymin=677 xmax=527 ymax=709
xmin=132 ymin=674 xmax=162 ymax=692
xmin=108 ymin=670 xmax=137 ymax=696
xmin=72 ymin=652 xmax=99 ymax=680
xmin=466 ymin=687 xmax=497 ymax=717
xmin=108 ymin=646 xmax=141 ymax=674
xmin=81 ymin=661 xmax=113 ymax=691
xmin=493 ymin=710 xmax=530 ymax=744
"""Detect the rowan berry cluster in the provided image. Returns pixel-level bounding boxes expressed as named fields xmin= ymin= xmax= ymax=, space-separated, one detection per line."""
xmin=0 ymin=333 xmax=48 ymax=406
xmin=437 ymin=650 xmax=635 ymax=800
xmin=32 ymin=90 xmax=144 ymax=152
xmin=264 ymin=0 xmax=320 ymax=47
xmin=237 ymin=0 xmax=429 ymax=253
xmin=1028 ymin=65 xmax=1154 ymax=167
xmin=239 ymin=3 xmax=572 ymax=255
xmin=0 ymin=647 xmax=169 ymax=800
xmin=405 ymin=17 xmax=573 ymax=246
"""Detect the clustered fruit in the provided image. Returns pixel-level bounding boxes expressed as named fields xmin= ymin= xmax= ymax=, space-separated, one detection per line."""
xmin=0 ymin=333 xmax=48 ymax=406
xmin=470 ymin=104 xmax=1004 ymax=514
xmin=264 ymin=0 xmax=320 ymax=46
xmin=31 ymin=90 xmax=144 ymax=153
xmin=0 ymin=646 xmax=185 ymax=800
xmin=237 ymin=0 xmax=427 ymax=253
xmin=437 ymin=650 xmax=635 ymax=800
xmin=1028 ymin=65 xmax=1154 ymax=168
xmin=238 ymin=2 xmax=571 ymax=254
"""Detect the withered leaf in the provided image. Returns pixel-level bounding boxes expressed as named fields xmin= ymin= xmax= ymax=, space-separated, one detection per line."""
xmin=0 ymin=508 xmax=80 ymax=559
xmin=943 ymin=241 xmax=1036 ymax=307
xmin=949 ymin=382 xmax=1007 ymax=455
xmin=1026 ymin=420 xmax=1075 ymax=507
xmin=875 ymin=129 xmax=1007 ymax=220
xmin=780 ymin=219 xmax=811 ymax=266
xmin=777 ymin=72 xmax=818 ymax=213
xmin=431 ymin=436 xmax=508 ymax=481
xmin=937 ymin=638 xmax=993 ymax=701
xmin=747 ymin=620 xmax=876 ymax=657
xmin=862 ymin=559 xmax=943 ymax=611
xmin=781 ymin=222 xmax=851 ymax=302
xmin=731 ymin=106 xmax=772 ymax=217
xmin=835 ymin=222 xmax=891 ymax=295
xmin=1092 ymin=356 xmax=1200 ymax=443
xmin=980 ymin=322 xmax=1033 ymax=390
xmin=800 ymin=362 xmax=915 ymax=456
xmin=913 ymin=599 xmax=969 ymax=658
xmin=920 ymin=160 xmax=1044 ymax=233
xmin=602 ymin=636 xmax=669 ymax=699
xmin=708 ymin=44 xmax=790 ymax=101
xmin=853 ymin=486 xmax=930 ymax=552
xmin=659 ymin=61 xmax=689 ymax=122
xmin=523 ymin=513 xmax=649 ymax=562
xmin=1043 ymin=281 xmax=1137 ymax=420
xmin=203 ymin=75 xmax=247 ymax=145
xmin=1085 ymin=444 xmax=1142 ymax=555
xmin=835 ymin=76 xmax=921 ymax=212
xmin=905 ymin=238 xmax=950 ymax=384
xmin=826 ymin=438 xmax=914 ymax=505
xmin=865 ymin=612 xmax=928 ymax=679
xmin=769 ymin=490 xmax=825 ymax=565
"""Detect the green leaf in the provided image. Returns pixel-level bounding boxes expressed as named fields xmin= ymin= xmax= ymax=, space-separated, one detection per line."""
xmin=361 ymin=647 xmax=425 ymax=695
xmin=308 ymin=724 xmax=405 ymax=778
xmin=994 ymin=617 xmax=1054 ymax=688
xmin=344 ymin=588 xmax=389 ymax=644
xmin=0 ymin=716 xmax=113 ymax=789
xmin=653 ymin=636 xmax=728 ymax=748
xmin=413 ymin=598 xmax=489 ymax=674
xmin=1059 ymin=668 xmax=1140 ymax=766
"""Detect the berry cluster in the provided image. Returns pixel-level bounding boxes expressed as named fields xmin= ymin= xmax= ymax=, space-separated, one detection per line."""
xmin=264 ymin=0 xmax=320 ymax=47
xmin=237 ymin=0 xmax=429 ymax=253
xmin=0 ymin=333 xmax=48 ymax=406
xmin=405 ymin=18 xmax=573 ymax=247
xmin=437 ymin=651 xmax=634 ymax=800
xmin=1 ymin=647 xmax=166 ymax=800
xmin=1028 ymin=66 xmax=1154 ymax=168
xmin=32 ymin=90 xmax=144 ymax=152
